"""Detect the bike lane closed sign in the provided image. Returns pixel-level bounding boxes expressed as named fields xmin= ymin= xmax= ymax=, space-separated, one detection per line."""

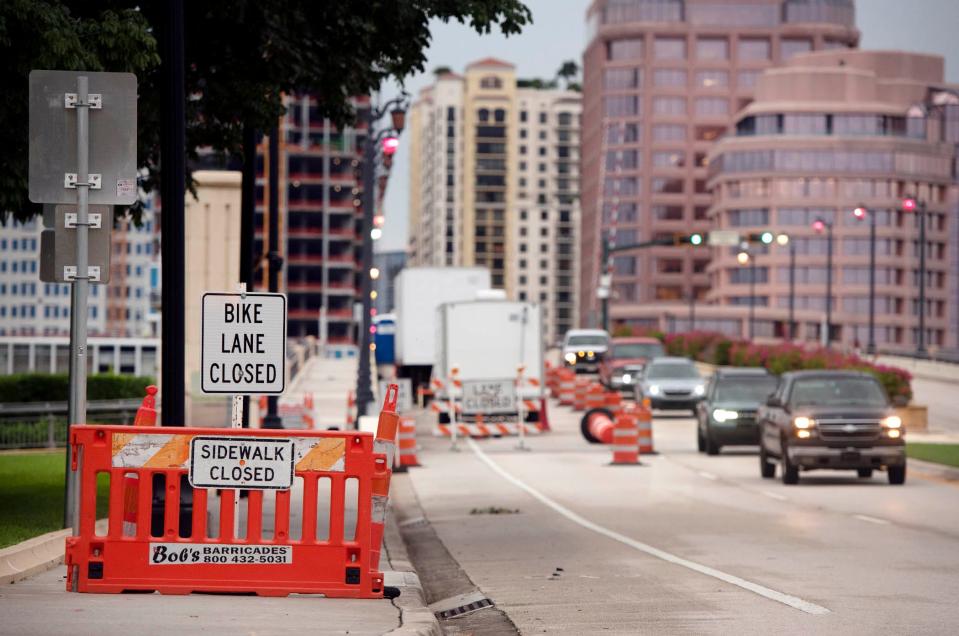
xmin=201 ymin=292 xmax=287 ymax=394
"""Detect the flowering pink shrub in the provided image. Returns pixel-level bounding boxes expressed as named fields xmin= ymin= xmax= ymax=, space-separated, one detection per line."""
xmin=650 ymin=332 xmax=912 ymax=402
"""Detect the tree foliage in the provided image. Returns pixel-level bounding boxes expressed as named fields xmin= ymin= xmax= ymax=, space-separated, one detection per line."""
xmin=1 ymin=0 xmax=533 ymax=224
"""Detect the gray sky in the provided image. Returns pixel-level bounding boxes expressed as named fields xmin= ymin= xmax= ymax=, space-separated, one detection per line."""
xmin=378 ymin=0 xmax=959 ymax=252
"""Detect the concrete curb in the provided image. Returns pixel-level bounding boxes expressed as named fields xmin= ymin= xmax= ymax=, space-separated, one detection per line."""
xmin=0 ymin=528 xmax=70 ymax=585
xmin=384 ymin=497 xmax=443 ymax=636
xmin=1 ymin=520 xmax=109 ymax=586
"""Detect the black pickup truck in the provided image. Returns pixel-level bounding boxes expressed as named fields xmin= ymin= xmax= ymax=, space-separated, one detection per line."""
xmin=758 ymin=370 xmax=906 ymax=485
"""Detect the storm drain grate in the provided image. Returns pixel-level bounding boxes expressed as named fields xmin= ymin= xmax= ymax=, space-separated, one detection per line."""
xmin=435 ymin=597 xmax=494 ymax=620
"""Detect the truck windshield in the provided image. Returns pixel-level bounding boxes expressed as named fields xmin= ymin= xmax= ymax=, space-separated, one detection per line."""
xmin=715 ymin=377 xmax=778 ymax=403
xmin=647 ymin=363 xmax=699 ymax=380
xmin=567 ymin=335 xmax=607 ymax=347
xmin=789 ymin=377 xmax=888 ymax=408
xmin=612 ymin=343 xmax=664 ymax=359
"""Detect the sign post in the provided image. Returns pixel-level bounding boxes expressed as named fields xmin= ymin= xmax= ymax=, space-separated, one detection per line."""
xmin=28 ymin=70 xmax=138 ymax=532
xmin=202 ymin=289 xmax=286 ymax=536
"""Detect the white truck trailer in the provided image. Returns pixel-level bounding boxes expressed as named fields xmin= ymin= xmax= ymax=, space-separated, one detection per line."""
xmin=393 ymin=267 xmax=491 ymax=392
xmin=434 ymin=299 xmax=544 ymax=425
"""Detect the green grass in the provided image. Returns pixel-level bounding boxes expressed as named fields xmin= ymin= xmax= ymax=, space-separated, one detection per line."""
xmin=0 ymin=452 xmax=109 ymax=548
xmin=907 ymin=443 xmax=959 ymax=469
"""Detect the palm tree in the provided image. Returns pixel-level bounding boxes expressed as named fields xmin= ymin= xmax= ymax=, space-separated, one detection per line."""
xmin=555 ymin=60 xmax=580 ymax=88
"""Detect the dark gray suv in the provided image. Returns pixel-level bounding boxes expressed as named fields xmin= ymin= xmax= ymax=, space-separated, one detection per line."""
xmin=758 ymin=371 xmax=906 ymax=485
xmin=696 ymin=367 xmax=778 ymax=455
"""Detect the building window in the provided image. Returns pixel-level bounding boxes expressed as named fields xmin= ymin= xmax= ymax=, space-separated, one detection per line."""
xmin=605 ymin=95 xmax=641 ymax=117
xmin=781 ymin=38 xmax=812 ymax=60
xmin=603 ymin=67 xmax=641 ymax=89
xmin=696 ymin=37 xmax=728 ymax=60
xmin=494 ymin=108 xmax=506 ymax=123
xmin=695 ymin=97 xmax=728 ymax=117
xmin=737 ymin=69 xmax=761 ymax=89
xmin=653 ymin=96 xmax=686 ymax=115
xmin=738 ymin=38 xmax=771 ymax=61
xmin=520 ymin=110 xmax=527 ymax=123
xmin=539 ymin=112 xmax=547 ymax=124
xmin=609 ymin=38 xmax=644 ymax=60
xmin=652 ymin=177 xmax=684 ymax=193
xmin=694 ymin=125 xmax=725 ymax=141
xmin=783 ymin=113 xmax=827 ymax=135
xmin=652 ymin=205 xmax=684 ymax=221
xmin=652 ymin=124 xmax=686 ymax=142
xmin=653 ymin=68 xmax=687 ymax=87
xmin=652 ymin=151 xmax=685 ymax=168
xmin=480 ymin=76 xmax=503 ymax=89
xmin=654 ymin=36 xmax=686 ymax=60
xmin=695 ymin=70 xmax=728 ymax=89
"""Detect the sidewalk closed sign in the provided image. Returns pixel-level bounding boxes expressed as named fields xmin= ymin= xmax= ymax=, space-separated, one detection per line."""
xmin=189 ymin=437 xmax=295 ymax=490
xmin=461 ymin=379 xmax=516 ymax=415
xmin=201 ymin=292 xmax=287 ymax=394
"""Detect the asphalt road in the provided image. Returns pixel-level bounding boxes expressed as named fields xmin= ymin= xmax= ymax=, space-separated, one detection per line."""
xmin=405 ymin=400 xmax=959 ymax=634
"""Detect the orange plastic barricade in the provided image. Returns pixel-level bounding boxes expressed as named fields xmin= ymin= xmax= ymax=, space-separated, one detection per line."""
xmin=65 ymin=386 xmax=400 ymax=599
xmin=572 ymin=378 xmax=590 ymax=411
xmin=636 ymin=398 xmax=655 ymax=454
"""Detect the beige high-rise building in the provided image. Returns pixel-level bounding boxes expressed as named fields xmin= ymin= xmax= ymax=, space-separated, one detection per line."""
xmin=408 ymin=59 xmax=582 ymax=343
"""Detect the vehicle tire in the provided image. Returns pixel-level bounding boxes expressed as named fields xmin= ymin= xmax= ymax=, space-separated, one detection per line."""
xmin=705 ymin=431 xmax=720 ymax=456
xmin=780 ymin=443 xmax=799 ymax=485
xmin=759 ymin=445 xmax=776 ymax=479
xmin=696 ymin=426 xmax=705 ymax=452
xmin=857 ymin=468 xmax=873 ymax=479
xmin=887 ymin=464 xmax=906 ymax=485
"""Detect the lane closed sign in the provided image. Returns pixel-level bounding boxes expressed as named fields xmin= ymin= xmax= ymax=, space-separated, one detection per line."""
xmin=201 ymin=292 xmax=287 ymax=394
xmin=189 ymin=437 xmax=295 ymax=490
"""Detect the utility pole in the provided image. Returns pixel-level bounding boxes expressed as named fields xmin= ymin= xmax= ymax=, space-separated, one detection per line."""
xmin=917 ymin=200 xmax=927 ymax=357
xmin=788 ymin=244 xmax=796 ymax=341
xmin=239 ymin=124 xmax=257 ymax=426
xmin=262 ymin=126 xmax=283 ymax=429
xmin=160 ymin=0 xmax=186 ymax=427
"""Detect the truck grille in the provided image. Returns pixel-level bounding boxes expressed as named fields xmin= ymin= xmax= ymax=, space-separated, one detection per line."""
xmin=816 ymin=419 xmax=881 ymax=442
xmin=664 ymin=390 xmax=691 ymax=397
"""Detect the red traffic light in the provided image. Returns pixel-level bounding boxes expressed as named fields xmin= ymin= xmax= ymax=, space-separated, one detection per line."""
xmin=853 ymin=207 xmax=867 ymax=220
xmin=812 ymin=219 xmax=826 ymax=233
xmin=902 ymin=197 xmax=917 ymax=212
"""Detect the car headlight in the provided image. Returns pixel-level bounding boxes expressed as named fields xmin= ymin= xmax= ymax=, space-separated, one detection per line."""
xmin=882 ymin=415 xmax=902 ymax=429
xmin=712 ymin=409 xmax=738 ymax=423
xmin=564 ymin=352 xmax=576 ymax=364
xmin=577 ymin=350 xmax=585 ymax=358
xmin=648 ymin=385 xmax=661 ymax=396
xmin=694 ymin=384 xmax=705 ymax=396
xmin=622 ymin=374 xmax=632 ymax=384
xmin=587 ymin=351 xmax=595 ymax=359
xmin=793 ymin=416 xmax=815 ymax=429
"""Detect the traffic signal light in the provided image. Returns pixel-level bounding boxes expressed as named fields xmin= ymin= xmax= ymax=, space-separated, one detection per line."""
xmin=688 ymin=233 xmax=704 ymax=246
xmin=902 ymin=197 xmax=917 ymax=212
xmin=744 ymin=231 xmax=788 ymax=245
xmin=853 ymin=206 xmax=867 ymax=220
xmin=812 ymin=219 xmax=827 ymax=233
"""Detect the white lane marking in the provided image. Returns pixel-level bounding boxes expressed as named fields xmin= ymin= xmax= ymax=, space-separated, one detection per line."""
xmin=853 ymin=514 xmax=890 ymax=526
xmin=762 ymin=491 xmax=788 ymax=502
xmin=466 ymin=438 xmax=830 ymax=616
xmin=698 ymin=471 xmax=718 ymax=481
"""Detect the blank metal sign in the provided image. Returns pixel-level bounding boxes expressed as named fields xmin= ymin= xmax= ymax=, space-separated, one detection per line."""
xmin=28 ymin=70 xmax=138 ymax=205
xmin=201 ymin=292 xmax=287 ymax=394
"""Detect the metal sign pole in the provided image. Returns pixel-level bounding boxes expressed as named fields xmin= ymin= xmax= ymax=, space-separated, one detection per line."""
xmin=66 ymin=75 xmax=92 ymax=533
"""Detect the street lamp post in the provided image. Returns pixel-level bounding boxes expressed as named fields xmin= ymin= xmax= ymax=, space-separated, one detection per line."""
xmin=853 ymin=206 xmax=876 ymax=355
xmin=902 ymin=196 xmax=928 ymax=356
xmin=788 ymin=243 xmax=796 ymax=340
xmin=355 ymin=95 xmax=408 ymax=420
xmin=813 ymin=217 xmax=833 ymax=347
xmin=736 ymin=247 xmax=754 ymax=340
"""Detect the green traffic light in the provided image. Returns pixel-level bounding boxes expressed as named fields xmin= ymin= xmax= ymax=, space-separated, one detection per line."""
xmin=689 ymin=234 xmax=703 ymax=246
xmin=760 ymin=231 xmax=774 ymax=244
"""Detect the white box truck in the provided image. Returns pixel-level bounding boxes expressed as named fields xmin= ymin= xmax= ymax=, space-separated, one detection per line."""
xmin=394 ymin=267 xmax=491 ymax=392
xmin=434 ymin=299 xmax=544 ymax=424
